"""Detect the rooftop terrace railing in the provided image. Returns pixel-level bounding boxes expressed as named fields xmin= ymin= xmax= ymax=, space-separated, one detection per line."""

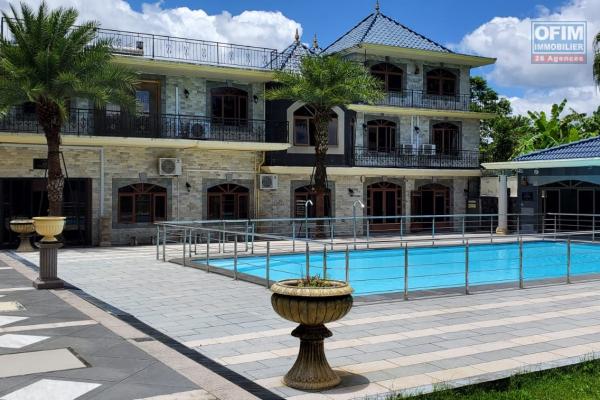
xmin=0 ymin=17 xmax=291 ymax=70
xmin=353 ymin=146 xmax=481 ymax=169
xmin=0 ymin=108 xmax=289 ymax=143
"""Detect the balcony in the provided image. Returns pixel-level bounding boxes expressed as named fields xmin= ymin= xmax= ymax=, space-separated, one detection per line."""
xmin=0 ymin=108 xmax=289 ymax=144
xmin=354 ymin=146 xmax=481 ymax=169
xmin=373 ymin=90 xmax=471 ymax=111
xmin=0 ymin=18 xmax=289 ymax=71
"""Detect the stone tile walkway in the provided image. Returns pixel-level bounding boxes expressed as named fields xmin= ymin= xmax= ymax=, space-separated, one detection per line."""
xmin=12 ymin=246 xmax=600 ymax=399
xmin=0 ymin=254 xmax=220 ymax=400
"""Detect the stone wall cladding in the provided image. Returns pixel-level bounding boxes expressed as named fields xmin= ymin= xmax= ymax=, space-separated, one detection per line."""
xmin=0 ymin=144 xmax=259 ymax=246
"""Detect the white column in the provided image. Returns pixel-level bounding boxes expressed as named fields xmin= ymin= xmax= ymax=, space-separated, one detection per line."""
xmin=496 ymin=174 xmax=508 ymax=235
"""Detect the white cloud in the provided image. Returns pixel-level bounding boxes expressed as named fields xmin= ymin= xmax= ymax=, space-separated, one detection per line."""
xmin=453 ymin=0 xmax=600 ymax=115
xmin=0 ymin=0 xmax=301 ymax=50
xmin=507 ymin=85 xmax=599 ymax=116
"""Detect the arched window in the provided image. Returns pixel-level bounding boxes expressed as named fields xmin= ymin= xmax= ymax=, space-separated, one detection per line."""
xmin=207 ymin=184 xmax=249 ymax=220
xmin=432 ymin=122 xmax=459 ymax=155
xmin=118 ymin=183 xmax=167 ymax=224
xmin=426 ymin=69 xmax=457 ymax=96
xmin=211 ymin=87 xmax=248 ymax=125
xmin=371 ymin=63 xmax=403 ymax=92
xmin=294 ymin=185 xmax=332 ymax=218
xmin=293 ymin=105 xmax=338 ymax=146
xmin=367 ymin=119 xmax=396 ymax=152
xmin=367 ymin=182 xmax=402 ymax=224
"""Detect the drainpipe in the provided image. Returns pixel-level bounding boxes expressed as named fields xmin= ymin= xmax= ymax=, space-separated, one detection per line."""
xmin=255 ymin=152 xmax=266 ymax=218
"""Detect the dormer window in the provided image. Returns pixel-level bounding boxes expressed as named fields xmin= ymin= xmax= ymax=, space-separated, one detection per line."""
xmin=370 ymin=63 xmax=403 ymax=92
xmin=426 ymin=69 xmax=457 ymax=96
xmin=293 ymin=105 xmax=338 ymax=146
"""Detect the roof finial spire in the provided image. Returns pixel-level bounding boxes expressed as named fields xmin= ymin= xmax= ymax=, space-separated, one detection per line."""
xmin=294 ymin=28 xmax=300 ymax=43
xmin=312 ymin=33 xmax=319 ymax=49
xmin=375 ymin=0 xmax=380 ymax=13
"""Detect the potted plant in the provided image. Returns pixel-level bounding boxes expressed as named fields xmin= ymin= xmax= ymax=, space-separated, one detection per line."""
xmin=9 ymin=219 xmax=36 ymax=252
xmin=32 ymin=216 xmax=66 ymax=243
xmin=271 ymin=275 xmax=353 ymax=390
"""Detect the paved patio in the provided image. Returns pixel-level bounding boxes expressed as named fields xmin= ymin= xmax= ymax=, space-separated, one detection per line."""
xmin=12 ymin=245 xmax=600 ymax=400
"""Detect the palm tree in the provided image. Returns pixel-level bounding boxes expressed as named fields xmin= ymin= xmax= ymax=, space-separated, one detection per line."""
xmin=0 ymin=2 xmax=137 ymax=215
xmin=266 ymin=55 xmax=383 ymax=217
xmin=595 ymin=31 xmax=600 ymax=89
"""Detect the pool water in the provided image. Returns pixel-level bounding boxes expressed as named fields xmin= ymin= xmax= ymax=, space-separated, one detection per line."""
xmin=197 ymin=241 xmax=600 ymax=295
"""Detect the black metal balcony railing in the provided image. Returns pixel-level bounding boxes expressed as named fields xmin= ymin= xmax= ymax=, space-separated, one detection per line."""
xmin=0 ymin=108 xmax=289 ymax=144
xmin=373 ymin=90 xmax=471 ymax=111
xmin=1 ymin=18 xmax=287 ymax=70
xmin=353 ymin=146 xmax=481 ymax=169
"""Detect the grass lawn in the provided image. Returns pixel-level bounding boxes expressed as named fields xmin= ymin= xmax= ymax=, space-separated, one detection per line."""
xmin=394 ymin=358 xmax=600 ymax=400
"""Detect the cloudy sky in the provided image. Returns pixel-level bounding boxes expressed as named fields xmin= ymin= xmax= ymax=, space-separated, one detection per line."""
xmin=1 ymin=0 xmax=598 ymax=116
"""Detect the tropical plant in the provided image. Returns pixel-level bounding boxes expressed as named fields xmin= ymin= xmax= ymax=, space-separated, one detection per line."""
xmin=512 ymin=99 xmax=597 ymax=157
xmin=0 ymin=2 xmax=137 ymax=215
xmin=265 ymin=55 xmax=383 ymax=217
xmin=470 ymin=76 xmax=527 ymax=162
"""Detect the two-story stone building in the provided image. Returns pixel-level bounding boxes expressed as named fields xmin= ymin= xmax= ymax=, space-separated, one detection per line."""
xmin=0 ymin=4 xmax=495 ymax=247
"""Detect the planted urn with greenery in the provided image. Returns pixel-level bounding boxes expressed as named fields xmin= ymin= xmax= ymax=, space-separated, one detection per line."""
xmin=271 ymin=275 xmax=353 ymax=390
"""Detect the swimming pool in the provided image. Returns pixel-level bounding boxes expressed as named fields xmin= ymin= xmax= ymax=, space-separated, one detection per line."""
xmin=197 ymin=241 xmax=600 ymax=295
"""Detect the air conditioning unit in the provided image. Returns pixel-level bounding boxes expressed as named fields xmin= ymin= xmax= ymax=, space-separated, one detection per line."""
xmin=401 ymin=144 xmax=415 ymax=155
xmin=158 ymin=158 xmax=182 ymax=176
xmin=421 ymin=144 xmax=436 ymax=155
xmin=259 ymin=174 xmax=278 ymax=190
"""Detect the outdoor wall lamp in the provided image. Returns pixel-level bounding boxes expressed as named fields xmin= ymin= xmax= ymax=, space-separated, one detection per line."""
xmin=253 ymin=95 xmax=259 ymax=103
xmin=185 ymin=182 xmax=191 ymax=192
xmin=184 ymin=89 xmax=190 ymax=99
xmin=414 ymin=64 xmax=420 ymax=74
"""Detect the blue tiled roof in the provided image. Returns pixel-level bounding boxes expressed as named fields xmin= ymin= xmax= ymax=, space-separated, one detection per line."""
xmin=274 ymin=40 xmax=318 ymax=71
xmin=323 ymin=12 xmax=451 ymax=54
xmin=514 ymin=136 xmax=600 ymax=161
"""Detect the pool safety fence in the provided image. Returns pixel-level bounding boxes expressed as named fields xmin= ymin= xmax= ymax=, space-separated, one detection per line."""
xmin=154 ymin=213 xmax=600 ymax=298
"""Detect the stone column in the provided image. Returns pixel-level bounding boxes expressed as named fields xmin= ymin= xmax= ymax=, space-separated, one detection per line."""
xmin=34 ymin=242 xmax=64 ymax=289
xmin=496 ymin=174 xmax=508 ymax=235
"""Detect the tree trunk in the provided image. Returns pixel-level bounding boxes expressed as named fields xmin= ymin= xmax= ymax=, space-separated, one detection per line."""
xmin=312 ymin=110 xmax=331 ymax=219
xmin=37 ymin=102 xmax=64 ymax=216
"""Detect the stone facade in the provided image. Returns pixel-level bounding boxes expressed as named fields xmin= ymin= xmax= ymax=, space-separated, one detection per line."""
xmin=0 ymin=144 xmax=260 ymax=246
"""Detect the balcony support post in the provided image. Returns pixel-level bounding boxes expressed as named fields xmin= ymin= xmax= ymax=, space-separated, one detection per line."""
xmin=496 ymin=174 xmax=508 ymax=235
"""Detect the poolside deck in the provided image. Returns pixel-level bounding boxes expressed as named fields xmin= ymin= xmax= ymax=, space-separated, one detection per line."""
xmin=9 ymin=244 xmax=600 ymax=399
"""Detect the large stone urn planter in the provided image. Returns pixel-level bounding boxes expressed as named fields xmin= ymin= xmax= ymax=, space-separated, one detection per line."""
xmin=271 ymin=279 xmax=353 ymax=390
xmin=32 ymin=216 xmax=66 ymax=243
xmin=32 ymin=217 xmax=66 ymax=290
xmin=9 ymin=219 xmax=36 ymax=252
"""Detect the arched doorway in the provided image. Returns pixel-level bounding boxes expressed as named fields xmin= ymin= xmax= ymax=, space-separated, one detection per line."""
xmin=210 ymin=87 xmax=248 ymax=126
xmin=366 ymin=119 xmax=396 ymax=153
xmin=426 ymin=68 xmax=457 ymax=96
xmin=432 ymin=122 xmax=459 ymax=155
xmin=370 ymin=63 xmax=403 ymax=92
xmin=293 ymin=185 xmax=332 ymax=218
xmin=367 ymin=182 xmax=402 ymax=232
xmin=411 ymin=183 xmax=451 ymax=231
xmin=207 ymin=184 xmax=249 ymax=220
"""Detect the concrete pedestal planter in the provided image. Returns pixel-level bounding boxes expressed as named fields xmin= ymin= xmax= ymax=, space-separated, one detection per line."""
xmin=32 ymin=216 xmax=66 ymax=243
xmin=271 ymin=279 xmax=353 ymax=390
xmin=32 ymin=217 xmax=66 ymax=290
xmin=9 ymin=219 xmax=36 ymax=252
